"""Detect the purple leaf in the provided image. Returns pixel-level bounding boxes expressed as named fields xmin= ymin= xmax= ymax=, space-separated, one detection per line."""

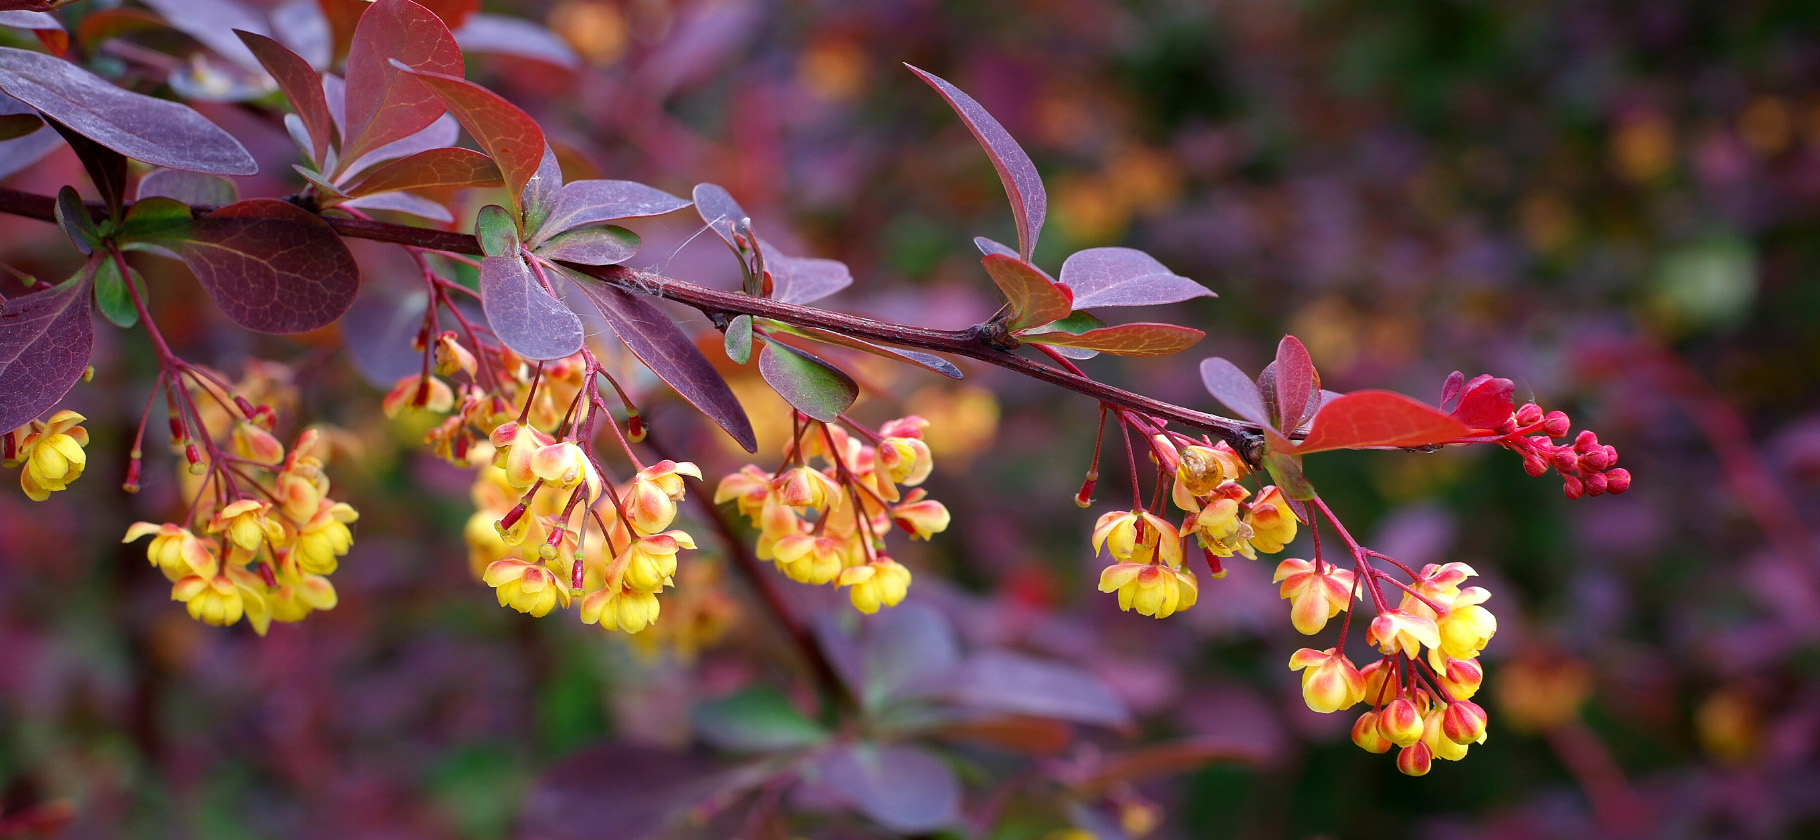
xmin=1058 ymin=247 xmax=1215 ymax=309
xmin=946 ymin=650 xmax=1131 ymax=728
xmin=691 ymin=182 xmax=746 ymax=250
xmin=137 ymin=168 xmax=239 ymax=206
xmin=453 ymin=13 xmax=582 ymax=69
xmin=0 ymin=93 xmax=57 ymax=180
xmin=690 ymin=687 xmax=828 ymax=753
xmin=269 ymin=0 xmax=330 ymax=68
xmin=337 ymin=189 xmax=453 ymax=222
xmin=530 ymin=179 xmax=691 ymax=245
xmin=522 ymin=745 xmax=753 ymax=840
xmin=758 ymin=338 xmax=857 ymax=423
xmin=338 ymin=110 xmax=461 ymax=176
xmin=907 ymin=64 xmax=1046 ymax=262
xmin=566 ymin=269 xmax=757 ymax=452
xmin=45 ymin=118 xmax=127 ymax=217
xmin=973 ymin=235 xmax=1016 ymax=258
xmin=236 ymin=30 xmax=335 ymax=163
xmin=141 ymin=0 xmax=268 ymax=69
xmin=129 ymin=199 xmax=359 ymax=333
xmin=520 ymin=144 xmax=562 ymax=231
xmin=1272 ymin=335 xmax=1319 ymax=431
xmin=533 ymin=226 xmax=640 ymax=266
xmin=0 ymin=276 xmax=92 ymax=432
xmin=479 ymin=255 xmax=582 ymax=360
xmin=338 ymin=284 xmax=429 ymax=386
xmin=338 ymin=0 xmax=462 ymax=168
xmin=814 ymin=743 xmax=960 ymax=834
xmin=0 ymin=11 xmax=63 ymax=54
xmin=770 ymin=323 xmax=962 ymax=379
xmin=762 ymin=242 xmax=851 ymax=305
xmin=1200 ymin=357 xmax=1277 ymax=434
xmin=857 ymin=604 xmax=960 ymax=710
xmin=398 ymin=63 xmax=545 ymax=215
xmin=0 ymin=47 xmax=256 ymax=175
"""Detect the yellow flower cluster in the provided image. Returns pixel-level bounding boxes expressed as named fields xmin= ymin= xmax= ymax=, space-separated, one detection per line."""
xmin=715 ymin=416 xmax=948 ymax=614
xmin=4 ymin=410 xmax=89 ymax=501
xmin=126 ymin=427 xmax=350 ymax=634
xmin=1093 ymin=440 xmax=1301 ymax=618
xmin=1282 ymin=561 xmax=1497 ymax=776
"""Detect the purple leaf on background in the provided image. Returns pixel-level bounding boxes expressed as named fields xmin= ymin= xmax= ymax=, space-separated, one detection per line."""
xmin=0 ymin=93 xmax=56 ymax=179
xmin=338 ymin=190 xmax=454 ymax=222
xmin=125 ymin=199 xmax=359 ymax=333
xmin=479 ymin=255 xmax=582 ymax=360
xmin=907 ymin=64 xmax=1047 ymax=262
xmin=691 ymin=182 xmax=746 ymax=250
xmin=758 ymin=339 xmax=857 ymax=423
xmin=763 ymin=242 xmax=852 ymax=305
xmin=814 ymin=743 xmax=960 ymax=834
xmin=399 ymin=63 xmax=545 ymax=214
xmin=982 ymin=254 xmax=1071 ymax=331
xmin=1022 ymin=322 xmax=1203 ymax=357
xmin=1272 ymin=335 xmax=1319 ymax=431
xmin=770 ymin=323 xmax=962 ymax=379
xmin=533 ymin=227 xmax=640 ymax=266
xmin=520 ymin=144 xmax=562 ymax=231
xmin=947 ymin=650 xmax=1131 ymax=728
xmin=690 ymin=687 xmax=828 ymax=753
xmin=0 ymin=276 xmax=93 ymax=432
xmin=1058 ymin=247 xmax=1215 ymax=309
xmin=973 ymin=235 xmax=1017 ymax=258
xmin=0 ymin=47 xmax=256 ymax=175
xmin=236 ymin=30 xmax=334 ymax=163
xmin=338 ymin=0 xmax=462 ymax=168
xmin=340 ymin=147 xmax=501 ymax=197
xmin=137 ymin=169 xmax=239 ymax=206
xmin=530 ymin=180 xmax=691 ymax=245
xmin=269 ymin=0 xmax=330 ymax=68
xmin=339 ymin=285 xmax=430 ymax=386
xmin=522 ymin=745 xmax=757 ymax=840
xmin=856 ymin=604 xmax=960 ymax=710
xmin=141 ymin=0 xmax=268 ymax=69
xmin=566 ymin=270 xmax=757 ymax=452
xmin=1200 ymin=357 xmax=1277 ymax=435
xmin=453 ymin=13 xmax=582 ymax=69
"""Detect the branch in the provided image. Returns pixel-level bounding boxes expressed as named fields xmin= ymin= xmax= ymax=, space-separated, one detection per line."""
xmin=0 ymin=186 xmax=1258 ymax=450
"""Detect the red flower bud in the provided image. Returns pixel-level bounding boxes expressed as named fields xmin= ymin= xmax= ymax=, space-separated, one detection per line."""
xmin=1574 ymin=430 xmax=1599 ymax=451
xmin=1543 ymin=411 xmax=1571 ymax=437
xmin=1563 ymin=476 xmax=1585 ymax=500
xmin=1442 ymin=701 xmax=1489 ymax=744
xmin=1352 ymin=711 xmax=1392 ymax=753
xmin=1515 ymin=403 xmax=1544 ymax=426
xmin=1396 ymin=742 xmax=1433 ymax=776
xmin=1584 ymin=471 xmax=1608 ymax=496
xmin=1605 ymin=468 xmax=1632 ymax=494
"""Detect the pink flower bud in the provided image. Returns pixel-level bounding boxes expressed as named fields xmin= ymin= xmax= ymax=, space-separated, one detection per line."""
xmin=1553 ymin=449 xmax=1579 ymax=472
xmin=1543 ymin=411 xmax=1571 ymax=437
xmin=1396 ymin=742 xmax=1433 ymax=776
xmin=1515 ymin=403 xmax=1544 ymax=426
xmin=1442 ymin=701 xmax=1489 ymax=744
xmin=1584 ymin=471 xmax=1608 ymax=496
xmin=1605 ymin=468 xmax=1632 ymax=494
xmin=1522 ymin=453 xmax=1548 ymax=477
xmin=1574 ymin=430 xmax=1599 ymax=451
xmin=1580 ymin=447 xmax=1613 ymax=471
xmin=1563 ymin=476 xmax=1585 ymax=500
xmin=1379 ymin=697 xmax=1426 ymax=747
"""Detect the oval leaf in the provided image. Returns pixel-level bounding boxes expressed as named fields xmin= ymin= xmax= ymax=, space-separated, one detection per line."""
xmin=1296 ymin=390 xmax=1473 ymax=454
xmin=691 ymin=182 xmax=746 ymax=250
xmin=0 ymin=47 xmax=256 ymax=175
xmin=0 ymin=275 xmax=92 ymax=432
xmin=341 ymin=147 xmax=502 ymax=197
xmin=566 ymin=269 xmax=757 ymax=452
xmin=1272 ymin=335 xmax=1319 ymax=431
xmin=1058 ymin=246 xmax=1215 ymax=309
xmin=724 ymin=313 xmax=751 ymax=365
xmin=54 ymin=185 xmax=98 ymax=255
xmin=690 ymin=687 xmax=827 ymax=753
xmin=237 ymin=30 xmax=335 ymax=162
xmin=758 ymin=339 xmax=857 ymax=423
xmin=814 ymin=743 xmax=960 ymax=835
xmin=907 ymin=65 xmax=1046 ymax=263
xmin=764 ymin=245 xmax=853 ymax=305
xmin=136 ymin=168 xmax=239 ymax=206
xmin=981 ymin=254 xmax=1070 ymax=331
xmin=479 ymin=255 xmax=582 ymax=360
xmin=947 ymin=650 xmax=1131 ymax=728
xmin=396 ymin=63 xmax=545 ymax=215
xmin=474 ymin=203 xmax=520 ymax=258
xmin=767 ymin=322 xmax=962 ymax=380
xmin=339 ymin=0 xmax=463 ymax=166
xmin=1023 ymin=322 xmax=1203 ymax=357
xmin=533 ymin=225 xmax=640 ymax=266
xmin=1200 ymin=357 xmax=1276 ymax=434
xmin=530 ymin=179 xmax=690 ymax=245
xmin=453 ymin=13 xmax=583 ymax=69
xmin=93 ymin=254 xmax=147 ymax=328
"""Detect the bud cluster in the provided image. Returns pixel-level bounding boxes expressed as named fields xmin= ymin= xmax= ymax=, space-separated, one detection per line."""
xmin=715 ymin=415 xmax=950 ymax=613
xmin=1442 ymin=373 xmax=1630 ymax=500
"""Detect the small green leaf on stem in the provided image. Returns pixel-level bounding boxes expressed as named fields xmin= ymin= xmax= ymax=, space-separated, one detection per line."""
xmin=1263 ymin=451 xmax=1315 ymax=501
xmin=475 ymin=203 xmax=520 ymax=258
xmin=758 ymin=337 xmax=858 ymax=422
xmin=724 ymin=313 xmax=752 ymax=365
xmin=53 ymin=185 xmax=98 ymax=255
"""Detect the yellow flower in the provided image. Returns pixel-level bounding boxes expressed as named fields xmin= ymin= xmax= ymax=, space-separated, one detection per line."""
xmin=1287 ymin=647 xmax=1365 ymax=713
xmin=232 ymin=422 xmax=285 ymax=465
xmin=483 ymin=558 xmax=570 ymax=617
xmin=491 ymin=421 xmax=558 ymax=489
xmin=1367 ymin=609 xmax=1441 ymax=658
xmin=772 ymin=532 xmax=858 ymax=585
xmin=878 ymin=434 xmax=933 ymax=487
xmin=1097 ymin=562 xmax=1199 ymax=618
xmin=1377 ymin=695 xmax=1427 ymax=747
xmin=1431 ymin=654 xmax=1484 ymax=700
xmin=771 ymin=465 xmax=843 ymax=511
xmin=1421 ymin=707 xmax=1471 ymax=762
xmin=292 ymin=501 xmax=358 ymax=575
xmin=1175 ymin=442 xmax=1246 ymax=496
xmin=209 ymin=499 xmax=285 ymax=552
xmin=124 ymin=521 xmax=219 ymax=580
xmin=1244 ymin=486 xmax=1299 ymax=554
xmin=171 ymin=572 xmax=265 ymax=627
xmin=13 ymin=410 xmax=88 ymax=501
xmin=1352 ymin=711 xmax=1392 ymax=753
xmin=1436 ymin=587 xmax=1497 ymax=660
xmin=890 ymin=491 xmax=950 ymax=541
xmin=623 ymin=460 xmax=702 ymax=533
xmin=838 ymin=557 xmax=912 ymax=614
xmin=1091 ymin=510 xmax=1183 ymax=568
xmin=714 ymin=465 xmax=773 ymax=524
xmin=580 ymin=585 xmax=661 ymax=633
xmin=1440 ymin=700 xmax=1489 ymax=746
xmin=621 ymin=530 xmax=694 ymax=592
xmin=381 ymin=374 xmax=454 ymax=417
xmin=1272 ymin=558 xmax=1358 ymax=635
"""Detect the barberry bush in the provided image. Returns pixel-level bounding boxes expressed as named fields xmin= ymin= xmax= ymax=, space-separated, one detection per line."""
xmin=1 ymin=1 xmax=1813 ymax=837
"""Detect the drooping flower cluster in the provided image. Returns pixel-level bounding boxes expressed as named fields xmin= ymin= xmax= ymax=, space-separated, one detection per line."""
xmin=4 ymin=410 xmax=90 ymax=501
xmin=1443 ymin=373 xmax=1630 ymax=500
xmin=1093 ymin=438 xmax=1300 ymax=618
xmin=715 ymin=415 xmax=949 ymax=613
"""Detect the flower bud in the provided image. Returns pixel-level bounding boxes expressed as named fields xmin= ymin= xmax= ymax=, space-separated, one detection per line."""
xmin=1442 ymin=701 xmax=1489 ymax=745
xmin=1605 ymin=468 xmax=1632 ymax=494
xmin=1352 ymin=711 xmax=1392 ymax=753
xmin=1562 ymin=476 xmax=1584 ymax=500
xmin=1580 ymin=447 xmax=1613 ymax=471
xmin=1396 ymin=742 xmax=1433 ymax=776
xmin=1583 ymin=471 xmax=1608 ymax=496
xmin=1543 ymin=410 xmax=1571 ymax=437
xmin=1075 ymin=473 xmax=1097 ymax=508
xmin=1515 ymin=403 xmax=1544 ymax=426
xmin=1379 ymin=697 xmax=1427 ymax=747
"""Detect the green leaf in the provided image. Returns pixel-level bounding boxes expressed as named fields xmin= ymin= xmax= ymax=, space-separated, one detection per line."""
xmin=758 ymin=338 xmax=857 ymax=422
xmin=690 ymin=687 xmax=828 ymax=753
xmin=54 ymin=185 xmax=99 ymax=255
xmin=1021 ymin=322 xmax=1204 ymax=357
xmin=92 ymin=254 xmax=146 ymax=328
xmin=1263 ymin=451 xmax=1315 ymax=501
xmin=724 ymin=313 xmax=752 ymax=365
xmin=476 ymin=203 xmax=519 ymax=258
xmin=115 ymin=196 xmax=193 ymax=246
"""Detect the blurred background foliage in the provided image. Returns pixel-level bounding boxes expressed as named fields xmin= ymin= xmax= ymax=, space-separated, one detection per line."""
xmin=3 ymin=0 xmax=1820 ymax=837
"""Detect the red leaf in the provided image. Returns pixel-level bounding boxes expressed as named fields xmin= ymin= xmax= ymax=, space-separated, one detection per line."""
xmin=0 ymin=47 xmax=255 ymax=175
xmin=0 ymin=275 xmax=92 ymax=432
xmin=236 ymin=31 xmax=335 ymax=163
xmin=981 ymin=254 xmax=1070 ymax=331
xmin=1199 ymin=357 xmax=1277 ymax=434
xmin=340 ymin=147 xmax=502 ymax=197
xmin=145 ymin=200 xmax=359 ymax=333
xmin=339 ymin=0 xmax=463 ymax=168
xmin=1450 ymin=374 xmax=1516 ymax=429
xmin=1024 ymin=322 xmax=1203 ymax=357
xmin=1272 ymin=335 xmax=1319 ymax=430
xmin=1296 ymin=390 xmax=1473 ymax=454
xmin=566 ymin=269 xmax=757 ymax=452
xmin=478 ymin=255 xmax=582 ymax=360
xmin=411 ymin=0 xmax=477 ymax=27
xmin=529 ymin=179 xmax=691 ymax=245
xmin=398 ymin=64 xmax=546 ymax=216
xmin=1058 ymin=247 xmax=1214 ymax=309
xmin=907 ymin=65 xmax=1046 ymax=263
